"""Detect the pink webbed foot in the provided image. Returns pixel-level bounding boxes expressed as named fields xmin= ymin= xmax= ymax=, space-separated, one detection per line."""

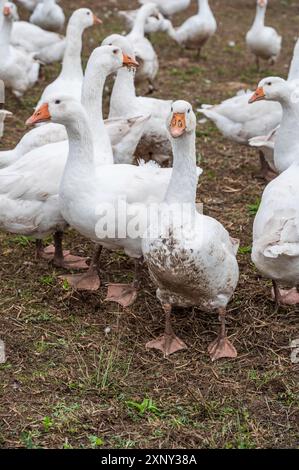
xmin=271 ymin=287 xmax=299 ymax=305
xmin=59 ymin=269 xmax=100 ymax=291
xmin=208 ymin=336 xmax=237 ymax=361
xmin=39 ymin=245 xmax=89 ymax=270
xmin=105 ymin=283 xmax=138 ymax=308
xmin=146 ymin=334 xmax=187 ymax=357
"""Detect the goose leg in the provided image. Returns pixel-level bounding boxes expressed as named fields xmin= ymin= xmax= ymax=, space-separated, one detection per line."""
xmin=146 ymin=304 xmax=187 ymax=356
xmin=208 ymin=308 xmax=237 ymax=361
xmin=253 ymin=151 xmax=277 ymax=182
xmin=59 ymin=245 xmax=102 ymax=291
xmin=255 ymin=56 xmax=260 ymax=72
xmin=272 ymin=280 xmax=299 ymax=305
xmin=105 ymin=258 xmax=143 ymax=308
xmin=39 ymin=231 xmax=89 ymax=270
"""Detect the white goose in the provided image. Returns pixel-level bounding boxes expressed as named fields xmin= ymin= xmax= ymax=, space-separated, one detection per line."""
xmin=0 ymin=47 xmax=139 ymax=271
xmin=0 ymin=0 xmax=66 ymax=64
xmin=118 ymin=9 xmax=170 ymax=35
xmin=249 ymin=77 xmax=299 ymax=175
xmin=246 ymin=0 xmax=281 ymax=70
xmin=142 ymin=100 xmax=239 ymax=360
xmin=249 ymin=80 xmax=299 ymax=305
xmin=126 ymin=3 xmax=159 ymax=92
xmin=30 ymin=0 xmax=65 ymax=33
xmin=26 ymin=49 xmax=202 ymax=306
xmin=164 ymin=0 xmax=217 ymax=56
xmin=139 ymin=0 xmax=191 ymax=17
xmin=36 ymin=8 xmax=102 ymax=108
xmin=103 ymin=34 xmax=173 ymax=162
xmin=0 ymin=2 xmax=40 ymax=98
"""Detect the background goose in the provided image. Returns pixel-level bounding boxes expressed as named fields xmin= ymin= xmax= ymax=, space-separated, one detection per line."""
xmin=36 ymin=8 xmax=102 ymax=107
xmin=30 ymin=0 xmax=65 ymax=33
xmin=164 ymin=0 xmax=217 ymax=56
xmin=142 ymin=100 xmax=238 ymax=360
xmin=103 ymin=34 xmax=173 ymax=163
xmin=126 ymin=3 xmax=160 ymax=93
xmin=246 ymin=0 xmax=281 ymax=70
xmin=118 ymin=9 xmax=169 ymax=35
xmin=0 ymin=2 xmax=40 ymax=98
xmin=139 ymin=0 xmax=191 ymax=17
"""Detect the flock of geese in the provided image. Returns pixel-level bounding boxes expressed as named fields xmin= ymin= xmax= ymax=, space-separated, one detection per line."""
xmin=0 ymin=0 xmax=297 ymax=362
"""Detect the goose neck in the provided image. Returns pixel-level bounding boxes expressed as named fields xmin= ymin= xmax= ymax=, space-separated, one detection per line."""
xmin=0 ymin=14 xmax=12 ymax=49
xmin=165 ymin=131 xmax=198 ymax=206
xmin=60 ymin=23 xmax=84 ymax=80
xmin=63 ymin=112 xmax=95 ymax=173
xmin=198 ymin=0 xmax=210 ymax=14
xmin=81 ymin=61 xmax=114 ymax=165
xmin=131 ymin=7 xmax=151 ymax=36
xmin=253 ymin=3 xmax=266 ymax=28
xmin=110 ymin=67 xmax=136 ymax=115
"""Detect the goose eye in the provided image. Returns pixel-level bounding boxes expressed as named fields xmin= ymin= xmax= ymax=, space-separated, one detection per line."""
xmin=113 ymin=49 xmax=118 ymax=54
xmin=87 ymin=11 xmax=90 ymax=15
xmin=55 ymin=100 xmax=61 ymax=105
xmin=267 ymin=82 xmax=272 ymax=86
xmin=187 ymin=109 xmax=191 ymax=113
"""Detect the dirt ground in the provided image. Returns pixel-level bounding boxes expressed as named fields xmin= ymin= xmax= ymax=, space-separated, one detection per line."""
xmin=0 ymin=0 xmax=298 ymax=449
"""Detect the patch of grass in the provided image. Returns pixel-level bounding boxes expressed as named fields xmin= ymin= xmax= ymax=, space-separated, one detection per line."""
xmin=247 ymin=199 xmax=261 ymax=216
xmin=125 ymin=398 xmax=162 ymax=417
xmin=239 ymin=246 xmax=252 ymax=254
xmin=88 ymin=435 xmax=104 ymax=448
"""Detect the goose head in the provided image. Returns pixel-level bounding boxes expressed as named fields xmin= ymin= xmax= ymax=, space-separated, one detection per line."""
xmin=3 ymin=2 xmax=19 ymax=21
xmin=69 ymin=7 xmax=102 ymax=30
xmin=87 ymin=45 xmax=139 ymax=76
xmin=26 ymin=95 xmax=86 ymax=127
xmin=257 ymin=0 xmax=267 ymax=8
xmin=139 ymin=3 xmax=161 ymax=19
xmin=167 ymin=100 xmax=196 ymax=139
xmin=102 ymin=34 xmax=139 ymax=70
xmin=249 ymin=77 xmax=292 ymax=104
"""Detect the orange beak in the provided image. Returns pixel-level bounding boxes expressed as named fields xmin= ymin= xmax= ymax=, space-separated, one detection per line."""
xmin=170 ymin=112 xmax=187 ymax=138
xmin=26 ymin=103 xmax=51 ymax=126
xmin=93 ymin=14 xmax=102 ymax=25
xmin=3 ymin=6 xmax=11 ymax=16
xmin=122 ymin=53 xmax=139 ymax=68
xmin=248 ymin=87 xmax=266 ymax=104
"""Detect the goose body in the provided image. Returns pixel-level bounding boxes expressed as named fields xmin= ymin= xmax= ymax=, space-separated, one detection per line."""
xmin=139 ymin=0 xmax=190 ymax=17
xmin=118 ymin=9 xmax=170 ymax=34
xmin=104 ymin=34 xmax=172 ymax=160
xmin=30 ymin=0 xmax=65 ymax=33
xmin=142 ymin=100 xmax=238 ymax=359
xmin=126 ymin=3 xmax=159 ymax=90
xmin=164 ymin=0 xmax=217 ymax=52
xmin=36 ymin=8 xmax=101 ymax=108
xmin=0 ymin=3 xmax=40 ymax=98
xmin=252 ymin=164 xmax=299 ymax=304
xmin=246 ymin=0 xmax=281 ymax=66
